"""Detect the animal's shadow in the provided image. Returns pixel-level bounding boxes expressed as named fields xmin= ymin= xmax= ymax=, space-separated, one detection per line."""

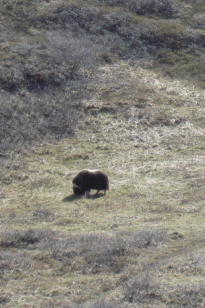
xmin=62 ymin=194 xmax=82 ymax=202
xmin=86 ymin=193 xmax=105 ymax=199
xmin=62 ymin=193 xmax=105 ymax=202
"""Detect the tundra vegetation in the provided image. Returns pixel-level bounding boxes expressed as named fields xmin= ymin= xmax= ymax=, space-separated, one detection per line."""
xmin=1 ymin=0 xmax=205 ymax=307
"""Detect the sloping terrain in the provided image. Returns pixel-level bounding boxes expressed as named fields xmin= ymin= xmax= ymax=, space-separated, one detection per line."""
xmin=1 ymin=0 xmax=205 ymax=307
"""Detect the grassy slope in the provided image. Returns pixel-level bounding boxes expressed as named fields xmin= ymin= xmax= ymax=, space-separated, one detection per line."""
xmin=1 ymin=0 xmax=205 ymax=307
xmin=2 ymin=62 xmax=205 ymax=307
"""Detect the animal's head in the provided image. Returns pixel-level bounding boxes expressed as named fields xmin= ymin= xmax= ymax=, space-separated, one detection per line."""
xmin=72 ymin=183 xmax=84 ymax=195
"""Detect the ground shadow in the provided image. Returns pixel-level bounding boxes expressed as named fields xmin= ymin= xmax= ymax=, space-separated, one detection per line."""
xmin=86 ymin=193 xmax=105 ymax=199
xmin=62 ymin=194 xmax=83 ymax=202
xmin=62 ymin=193 xmax=105 ymax=202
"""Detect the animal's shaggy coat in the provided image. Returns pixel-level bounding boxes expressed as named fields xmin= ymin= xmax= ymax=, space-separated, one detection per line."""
xmin=72 ymin=169 xmax=109 ymax=195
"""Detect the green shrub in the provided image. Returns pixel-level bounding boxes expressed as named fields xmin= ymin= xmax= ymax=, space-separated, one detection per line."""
xmin=156 ymin=22 xmax=186 ymax=50
xmin=14 ymin=20 xmax=30 ymax=33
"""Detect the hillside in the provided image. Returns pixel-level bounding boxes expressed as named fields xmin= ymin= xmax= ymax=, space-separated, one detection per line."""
xmin=1 ymin=0 xmax=205 ymax=307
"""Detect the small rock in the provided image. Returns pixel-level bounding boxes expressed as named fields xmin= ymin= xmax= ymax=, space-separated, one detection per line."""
xmin=111 ymin=224 xmax=118 ymax=229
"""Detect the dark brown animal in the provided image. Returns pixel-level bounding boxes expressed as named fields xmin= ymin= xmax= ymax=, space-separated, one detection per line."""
xmin=72 ymin=169 xmax=109 ymax=195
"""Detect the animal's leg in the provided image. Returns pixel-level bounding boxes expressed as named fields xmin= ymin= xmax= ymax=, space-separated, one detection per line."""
xmin=95 ymin=190 xmax=99 ymax=195
xmin=86 ymin=190 xmax=90 ymax=196
xmin=104 ymin=190 xmax=106 ymax=194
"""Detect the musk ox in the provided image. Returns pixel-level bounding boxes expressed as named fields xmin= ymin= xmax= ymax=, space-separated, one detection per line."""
xmin=72 ymin=169 xmax=109 ymax=195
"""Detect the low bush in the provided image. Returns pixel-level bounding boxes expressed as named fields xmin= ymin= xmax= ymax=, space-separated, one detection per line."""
xmin=191 ymin=14 xmax=205 ymax=30
xmin=123 ymin=273 xmax=162 ymax=303
xmin=166 ymin=283 xmax=205 ymax=307
xmin=0 ymin=228 xmax=167 ymax=273
xmin=123 ymin=274 xmax=205 ymax=306
xmin=127 ymin=229 xmax=168 ymax=248
xmin=64 ymin=300 xmax=128 ymax=308
xmin=1 ymin=32 xmax=100 ymax=91
xmin=88 ymin=0 xmax=178 ymax=18
xmin=0 ymin=229 xmax=55 ymax=248
xmin=0 ymin=91 xmax=81 ymax=153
